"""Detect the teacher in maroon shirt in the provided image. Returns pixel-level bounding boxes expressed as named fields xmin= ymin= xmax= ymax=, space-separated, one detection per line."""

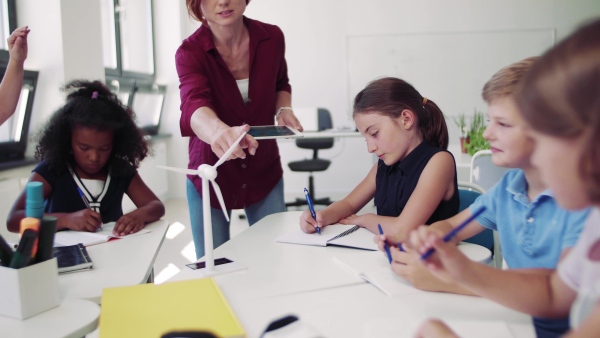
xmin=176 ymin=0 xmax=303 ymax=259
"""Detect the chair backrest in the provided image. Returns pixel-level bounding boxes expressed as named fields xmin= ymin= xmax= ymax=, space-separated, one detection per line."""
xmin=296 ymin=108 xmax=334 ymax=151
xmin=457 ymin=182 xmax=495 ymax=254
xmin=470 ymin=150 xmax=508 ymax=191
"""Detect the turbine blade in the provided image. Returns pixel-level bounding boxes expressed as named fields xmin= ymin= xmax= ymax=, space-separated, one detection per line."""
xmin=214 ymin=132 xmax=247 ymax=168
xmin=210 ymin=179 xmax=230 ymax=222
xmin=156 ymin=165 xmax=198 ymax=175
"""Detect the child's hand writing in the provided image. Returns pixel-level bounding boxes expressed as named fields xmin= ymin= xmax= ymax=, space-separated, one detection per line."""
xmin=113 ymin=213 xmax=145 ymax=236
xmin=61 ymin=209 xmax=102 ymax=232
xmin=299 ymin=209 xmax=324 ymax=234
xmin=390 ymin=245 xmax=449 ymax=292
xmin=405 ymin=225 xmax=446 ymax=251
xmin=409 ymin=229 xmax=473 ymax=284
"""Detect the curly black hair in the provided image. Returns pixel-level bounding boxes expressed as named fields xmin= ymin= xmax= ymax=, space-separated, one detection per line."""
xmin=35 ymin=80 xmax=150 ymax=177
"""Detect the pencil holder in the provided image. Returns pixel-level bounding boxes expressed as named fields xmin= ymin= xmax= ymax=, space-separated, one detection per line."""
xmin=0 ymin=258 xmax=60 ymax=319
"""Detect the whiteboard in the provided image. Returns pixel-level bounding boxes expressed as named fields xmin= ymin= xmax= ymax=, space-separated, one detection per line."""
xmin=347 ymin=29 xmax=555 ymax=135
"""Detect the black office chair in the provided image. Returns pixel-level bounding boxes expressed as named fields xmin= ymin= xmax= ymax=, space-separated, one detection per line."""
xmin=286 ymin=108 xmax=334 ymax=208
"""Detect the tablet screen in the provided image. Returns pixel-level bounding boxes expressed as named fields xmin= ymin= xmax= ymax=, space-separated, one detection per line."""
xmin=248 ymin=126 xmax=301 ymax=139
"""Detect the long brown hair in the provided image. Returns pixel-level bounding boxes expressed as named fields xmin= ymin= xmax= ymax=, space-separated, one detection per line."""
xmin=515 ymin=19 xmax=600 ymax=202
xmin=353 ymin=77 xmax=449 ymax=149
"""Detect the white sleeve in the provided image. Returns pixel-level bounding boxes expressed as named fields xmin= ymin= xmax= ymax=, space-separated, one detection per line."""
xmin=558 ymin=209 xmax=600 ymax=291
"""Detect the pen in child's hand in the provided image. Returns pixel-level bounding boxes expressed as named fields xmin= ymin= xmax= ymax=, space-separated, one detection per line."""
xmin=77 ymin=187 xmax=91 ymax=209
xmin=304 ymin=188 xmax=320 ymax=235
xmin=420 ymin=206 xmax=486 ymax=261
xmin=378 ymin=224 xmax=392 ymax=264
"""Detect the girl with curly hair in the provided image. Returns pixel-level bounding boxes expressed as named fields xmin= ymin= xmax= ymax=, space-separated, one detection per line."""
xmin=7 ymin=80 xmax=164 ymax=236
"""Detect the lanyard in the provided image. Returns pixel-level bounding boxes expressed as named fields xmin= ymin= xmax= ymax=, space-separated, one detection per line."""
xmin=68 ymin=164 xmax=112 ymax=213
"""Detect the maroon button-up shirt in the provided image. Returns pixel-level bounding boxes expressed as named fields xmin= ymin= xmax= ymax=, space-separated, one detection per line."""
xmin=176 ymin=17 xmax=291 ymax=209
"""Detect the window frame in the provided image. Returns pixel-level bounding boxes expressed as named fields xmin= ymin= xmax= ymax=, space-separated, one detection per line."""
xmin=104 ymin=0 xmax=157 ymax=82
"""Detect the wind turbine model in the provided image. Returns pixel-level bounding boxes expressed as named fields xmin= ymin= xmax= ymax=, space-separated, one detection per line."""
xmin=158 ymin=132 xmax=246 ymax=272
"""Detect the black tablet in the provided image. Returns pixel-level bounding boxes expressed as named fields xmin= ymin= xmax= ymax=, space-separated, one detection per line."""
xmin=247 ymin=125 xmax=303 ymax=140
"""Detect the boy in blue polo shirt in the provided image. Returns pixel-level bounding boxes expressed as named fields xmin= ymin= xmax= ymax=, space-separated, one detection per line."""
xmin=378 ymin=57 xmax=589 ymax=338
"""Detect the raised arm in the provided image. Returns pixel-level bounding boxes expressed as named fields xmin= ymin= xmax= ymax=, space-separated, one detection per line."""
xmin=0 ymin=26 xmax=29 ymax=126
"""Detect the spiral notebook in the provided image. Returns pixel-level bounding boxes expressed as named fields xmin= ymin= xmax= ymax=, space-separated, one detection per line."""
xmin=276 ymin=224 xmax=378 ymax=251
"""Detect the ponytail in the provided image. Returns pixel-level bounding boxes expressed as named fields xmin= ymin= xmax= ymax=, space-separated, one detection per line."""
xmin=353 ymin=77 xmax=449 ymax=149
xmin=421 ymin=99 xmax=448 ymax=149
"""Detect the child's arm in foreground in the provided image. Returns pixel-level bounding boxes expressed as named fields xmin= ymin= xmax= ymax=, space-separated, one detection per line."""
xmin=7 ymin=173 xmax=102 ymax=232
xmin=411 ymin=230 xmax=576 ymax=318
xmin=113 ymin=173 xmax=165 ymax=236
xmin=0 ymin=26 xmax=29 ymax=126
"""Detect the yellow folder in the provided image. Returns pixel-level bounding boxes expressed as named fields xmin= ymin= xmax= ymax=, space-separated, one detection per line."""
xmin=99 ymin=278 xmax=245 ymax=338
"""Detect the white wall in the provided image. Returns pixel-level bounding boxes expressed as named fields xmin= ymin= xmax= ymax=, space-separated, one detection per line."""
xmin=2 ymin=0 xmax=600 ymax=203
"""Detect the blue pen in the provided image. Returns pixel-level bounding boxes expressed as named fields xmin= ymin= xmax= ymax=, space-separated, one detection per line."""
xmin=304 ymin=188 xmax=320 ymax=235
xmin=378 ymin=224 xmax=392 ymax=264
xmin=421 ymin=206 xmax=486 ymax=261
xmin=397 ymin=243 xmax=405 ymax=252
xmin=77 ymin=187 xmax=91 ymax=209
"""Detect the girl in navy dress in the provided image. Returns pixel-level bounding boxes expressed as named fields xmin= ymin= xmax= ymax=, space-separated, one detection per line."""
xmin=8 ymin=80 xmax=164 ymax=236
xmin=300 ymin=77 xmax=458 ymax=240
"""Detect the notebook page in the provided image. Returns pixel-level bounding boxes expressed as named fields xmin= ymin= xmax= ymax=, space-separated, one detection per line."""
xmin=334 ymin=250 xmax=423 ymax=297
xmin=275 ymin=224 xmax=358 ymax=246
xmin=96 ymin=222 xmax=151 ymax=240
xmin=327 ymin=226 xmax=378 ymax=250
xmin=54 ymin=222 xmax=151 ymax=246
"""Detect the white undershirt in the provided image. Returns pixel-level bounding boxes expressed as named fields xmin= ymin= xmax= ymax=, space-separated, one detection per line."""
xmin=236 ymin=78 xmax=249 ymax=103
xmin=80 ymin=178 xmax=105 ymax=198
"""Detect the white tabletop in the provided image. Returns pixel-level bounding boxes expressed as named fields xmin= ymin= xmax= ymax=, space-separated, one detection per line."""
xmin=58 ymin=219 xmax=169 ymax=303
xmin=168 ymin=212 xmax=491 ymax=300
xmin=168 ymin=211 xmax=365 ymax=300
xmin=233 ymin=283 xmax=534 ymax=338
xmin=165 ymin=212 xmax=531 ymax=337
xmin=0 ymin=298 xmax=100 ymax=338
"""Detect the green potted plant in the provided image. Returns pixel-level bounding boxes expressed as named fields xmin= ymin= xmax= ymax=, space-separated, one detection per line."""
xmin=453 ymin=112 xmax=468 ymax=153
xmin=464 ymin=109 xmax=490 ymax=156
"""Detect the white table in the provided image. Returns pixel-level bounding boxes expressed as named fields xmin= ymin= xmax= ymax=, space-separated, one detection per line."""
xmin=168 ymin=212 xmax=365 ymax=301
xmin=59 ymin=219 xmax=169 ymax=303
xmin=0 ymin=298 xmax=100 ymax=338
xmin=166 ymin=211 xmax=531 ymax=338
xmin=169 ymin=212 xmax=490 ymax=299
xmin=233 ymin=283 xmax=534 ymax=338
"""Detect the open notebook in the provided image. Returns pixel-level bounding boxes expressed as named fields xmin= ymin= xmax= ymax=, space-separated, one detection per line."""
xmin=276 ymin=224 xmax=378 ymax=251
xmin=335 ymin=250 xmax=425 ymax=297
xmin=334 ymin=243 xmax=491 ymax=297
xmin=54 ymin=222 xmax=151 ymax=247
